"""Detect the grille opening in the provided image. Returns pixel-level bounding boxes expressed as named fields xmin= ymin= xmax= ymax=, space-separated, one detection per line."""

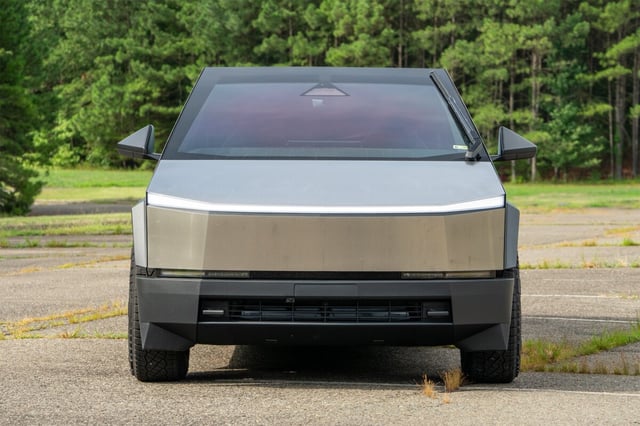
xmin=200 ymin=299 xmax=451 ymax=323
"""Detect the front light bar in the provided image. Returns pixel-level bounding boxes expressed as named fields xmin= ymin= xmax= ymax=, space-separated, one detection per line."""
xmin=158 ymin=270 xmax=250 ymax=279
xmin=157 ymin=269 xmax=495 ymax=280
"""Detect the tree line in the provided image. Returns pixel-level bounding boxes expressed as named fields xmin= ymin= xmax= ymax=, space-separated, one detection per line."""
xmin=1 ymin=0 xmax=639 ymax=214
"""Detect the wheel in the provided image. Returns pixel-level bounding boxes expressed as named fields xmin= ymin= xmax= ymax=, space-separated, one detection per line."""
xmin=128 ymin=249 xmax=189 ymax=382
xmin=460 ymin=266 xmax=521 ymax=383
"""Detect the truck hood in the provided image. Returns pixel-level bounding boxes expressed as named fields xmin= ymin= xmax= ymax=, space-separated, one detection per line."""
xmin=146 ymin=160 xmax=505 ymax=214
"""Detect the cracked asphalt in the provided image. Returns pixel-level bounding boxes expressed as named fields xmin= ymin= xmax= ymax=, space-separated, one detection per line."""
xmin=1 ymin=208 xmax=640 ymax=424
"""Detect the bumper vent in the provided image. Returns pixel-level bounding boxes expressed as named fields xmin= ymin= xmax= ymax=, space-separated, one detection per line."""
xmin=200 ymin=300 xmax=451 ymax=323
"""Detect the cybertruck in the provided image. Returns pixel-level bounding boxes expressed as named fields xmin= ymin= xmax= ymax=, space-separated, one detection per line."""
xmin=118 ymin=67 xmax=536 ymax=382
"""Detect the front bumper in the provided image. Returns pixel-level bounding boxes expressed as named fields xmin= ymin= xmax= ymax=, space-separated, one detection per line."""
xmin=136 ymin=276 xmax=514 ymax=352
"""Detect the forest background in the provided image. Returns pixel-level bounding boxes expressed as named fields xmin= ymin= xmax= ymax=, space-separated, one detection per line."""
xmin=1 ymin=0 xmax=639 ymax=214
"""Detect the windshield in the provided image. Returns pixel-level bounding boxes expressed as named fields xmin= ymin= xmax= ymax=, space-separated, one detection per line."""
xmin=163 ymin=81 xmax=472 ymax=160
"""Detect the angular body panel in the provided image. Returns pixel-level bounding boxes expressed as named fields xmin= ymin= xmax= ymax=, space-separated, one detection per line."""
xmin=146 ymin=160 xmax=505 ymax=214
xmin=147 ymin=206 xmax=505 ymax=272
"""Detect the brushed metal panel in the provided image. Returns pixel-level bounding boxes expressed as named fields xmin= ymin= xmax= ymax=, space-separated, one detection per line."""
xmin=131 ymin=201 xmax=147 ymax=267
xmin=147 ymin=206 xmax=505 ymax=272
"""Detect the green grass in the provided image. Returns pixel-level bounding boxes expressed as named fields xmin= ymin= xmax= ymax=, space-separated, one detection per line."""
xmin=0 ymin=213 xmax=131 ymax=239
xmin=37 ymin=168 xmax=150 ymax=203
xmin=504 ymin=181 xmax=640 ymax=210
xmin=56 ymin=331 xmax=128 ymax=339
xmin=521 ymin=322 xmax=640 ymax=374
xmin=0 ymin=239 xmax=129 ymax=249
xmin=38 ymin=187 xmax=146 ymax=203
xmin=41 ymin=168 xmax=152 ymax=188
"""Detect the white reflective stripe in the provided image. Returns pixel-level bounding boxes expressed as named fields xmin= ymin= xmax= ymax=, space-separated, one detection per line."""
xmin=147 ymin=192 xmax=504 ymax=214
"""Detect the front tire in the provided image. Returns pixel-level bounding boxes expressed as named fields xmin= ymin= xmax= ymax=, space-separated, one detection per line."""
xmin=460 ymin=266 xmax=521 ymax=383
xmin=128 ymin=250 xmax=189 ymax=382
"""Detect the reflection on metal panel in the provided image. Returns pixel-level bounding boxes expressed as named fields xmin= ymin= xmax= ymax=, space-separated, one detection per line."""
xmin=147 ymin=206 xmax=505 ymax=272
xmin=147 ymin=160 xmax=505 ymax=213
xmin=132 ymin=201 xmax=147 ymax=267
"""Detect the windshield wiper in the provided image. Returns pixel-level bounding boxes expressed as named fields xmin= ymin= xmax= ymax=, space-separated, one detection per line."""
xmin=429 ymin=71 xmax=484 ymax=161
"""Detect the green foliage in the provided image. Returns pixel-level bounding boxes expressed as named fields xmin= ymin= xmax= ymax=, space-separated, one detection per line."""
xmin=4 ymin=0 xmax=640 ymax=183
xmin=323 ymin=0 xmax=394 ymax=66
xmin=0 ymin=0 xmax=43 ymax=215
xmin=537 ymin=104 xmax=604 ymax=181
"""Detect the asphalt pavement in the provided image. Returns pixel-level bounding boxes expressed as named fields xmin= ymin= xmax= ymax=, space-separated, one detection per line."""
xmin=1 ymin=208 xmax=639 ymax=424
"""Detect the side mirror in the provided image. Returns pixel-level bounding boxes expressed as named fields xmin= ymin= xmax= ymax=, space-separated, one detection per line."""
xmin=492 ymin=126 xmax=537 ymax=162
xmin=116 ymin=125 xmax=160 ymax=160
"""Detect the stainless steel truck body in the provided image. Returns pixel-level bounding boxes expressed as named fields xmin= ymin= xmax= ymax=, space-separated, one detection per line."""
xmin=118 ymin=67 xmax=536 ymax=382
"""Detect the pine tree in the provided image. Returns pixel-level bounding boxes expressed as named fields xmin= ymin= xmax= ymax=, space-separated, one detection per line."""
xmin=0 ymin=0 xmax=42 ymax=214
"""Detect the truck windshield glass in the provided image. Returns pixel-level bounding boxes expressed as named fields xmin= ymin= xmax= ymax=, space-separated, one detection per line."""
xmin=165 ymin=82 xmax=472 ymax=160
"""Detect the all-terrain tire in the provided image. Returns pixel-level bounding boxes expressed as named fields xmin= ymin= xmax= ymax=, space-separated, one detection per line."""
xmin=128 ymin=250 xmax=189 ymax=382
xmin=460 ymin=266 xmax=521 ymax=383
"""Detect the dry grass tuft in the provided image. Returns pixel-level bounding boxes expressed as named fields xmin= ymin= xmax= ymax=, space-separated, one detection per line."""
xmin=2 ymin=300 xmax=126 ymax=338
xmin=592 ymin=361 xmax=609 ymax=375
xmin=606 ymin=225 xmax=640 ymax=236
xmin=56 ymin=255 xmax=130 ymax=270
xmin=521 ymin=339 xmax=574 ymax=371
xmin=613 ymin=354 xmax=630 ymax=375
xmin=579 ymin=359 xmax=591 ymax=374
xmin=421 ymin=374 xmax=438 ymax=399
xmin=58 ymin=328 xmax=82 ymax=339
xmin=440 ymin=368 xmax=464 ymax=392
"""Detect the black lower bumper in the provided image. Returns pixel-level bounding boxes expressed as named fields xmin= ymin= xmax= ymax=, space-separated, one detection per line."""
xmin=136 ymin=277 xmax=514 ymax=352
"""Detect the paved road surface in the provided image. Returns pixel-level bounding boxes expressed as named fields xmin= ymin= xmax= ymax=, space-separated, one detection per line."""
xmin=1 ymin=208 xmax=639 ymax=424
